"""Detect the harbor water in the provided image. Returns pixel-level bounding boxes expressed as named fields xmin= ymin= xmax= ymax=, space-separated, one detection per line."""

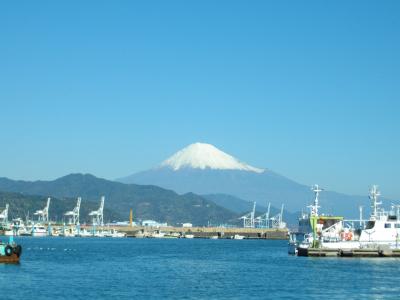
xmin=1 ymin=237 xmax=400 ymax=299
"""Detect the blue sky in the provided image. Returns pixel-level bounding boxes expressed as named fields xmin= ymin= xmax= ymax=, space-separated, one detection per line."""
xmin=1 ymin=1 xmax=399 ymax=198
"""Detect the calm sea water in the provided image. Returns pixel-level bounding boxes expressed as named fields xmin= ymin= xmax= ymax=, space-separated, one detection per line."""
xmin=1 ymin=237 xmax=399 ymax=299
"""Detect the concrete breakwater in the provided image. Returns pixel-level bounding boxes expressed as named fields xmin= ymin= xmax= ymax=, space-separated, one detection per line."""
xmin=299 ymin=246 xmax=400 ymax=257
xmin=88 ymin=226 xmax=289 ymax=239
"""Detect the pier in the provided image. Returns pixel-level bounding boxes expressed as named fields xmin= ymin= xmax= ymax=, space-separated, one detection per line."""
xmin=299 ymin=246 xmax=400 ymax=257
xmin=80 ymin=225 xmax=289 ymax=239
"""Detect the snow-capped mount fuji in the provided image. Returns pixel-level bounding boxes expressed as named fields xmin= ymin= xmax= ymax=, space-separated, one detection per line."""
xmin=118 ymin=143 xmax=369 ymax=217
xmin=160 ymin=143 xmax=264 ymax=173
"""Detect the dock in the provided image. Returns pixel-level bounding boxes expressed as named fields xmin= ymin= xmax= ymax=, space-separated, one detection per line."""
xmin=299 ymin=246 xmax=400 ymax=257
xmin=83 ymin=225 xmax=289 ymax=239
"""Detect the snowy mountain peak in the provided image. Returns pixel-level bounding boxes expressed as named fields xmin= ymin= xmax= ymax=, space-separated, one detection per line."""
xmin=160 ymin=143 xmax=264 ymax=173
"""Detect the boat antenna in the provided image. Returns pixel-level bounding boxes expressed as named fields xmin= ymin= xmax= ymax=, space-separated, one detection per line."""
xmin=369 ymin=185 xmax=381 ymax=220
xmin=308 ymin=184 xmax=322 ymax=217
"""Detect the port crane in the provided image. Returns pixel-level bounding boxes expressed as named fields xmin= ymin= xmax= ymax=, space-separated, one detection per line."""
xmin=240 ymin=202 xmax=256 ymax=228
xmin=89 ymin=196 xmax=104 ymax=226
xmin=241 ymin=202 xmax=286 ymax=229
xmin=255 ymin=202 xmax=271 ymax=228
xmin=0 ymin=204 xmax=9 ymax=224
xmin=34 ymin=197 xmax=51 ymax=223
xmin=64 ymin=197 xmax=81 ymax=225
xmin=270 ymin=204 xmax=286 ymax=229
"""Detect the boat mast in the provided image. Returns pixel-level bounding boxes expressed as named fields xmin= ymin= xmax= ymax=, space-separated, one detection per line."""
xmin=308 ymin=185 xmax=322 ymax=217
xmin=369 ymin=185 xmax=381 ymax=220
xmin=308 ymin=185 xmax=322 ymax=248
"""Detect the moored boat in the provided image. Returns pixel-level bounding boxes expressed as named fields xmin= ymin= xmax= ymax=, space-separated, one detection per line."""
xmin=233 ymin=234 xmax=245 ymax=240
xmin=290 ymin=185 xmax=400 ymax=256
xmin=31 ymin=224 xmax=48 ymax=237
xmin=0 ymin=237 xmax=22 ymax=264
xmin=105 ymin=228 xmax=126 ymax=238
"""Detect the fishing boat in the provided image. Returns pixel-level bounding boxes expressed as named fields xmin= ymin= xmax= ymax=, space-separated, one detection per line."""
xmin=232 ymin=234 xmax=245 ymax=240
xmin=4 ymin=219 xmax=30 ymax=236
xmin=105 ymin=228 xmax=126 ymax=238
xmin=76 ymin=228 xmax=93 ymax=237
xmin=133 ymin=230 xmax=147 ymax=238
xmin=288 ymin=185 xmax=345 ymax=254
xmin=0 ymin=237 xmax=22 ymax=263
xmin=150 ymin=230 xmax=166 ymax=238
xmin=290 ymin=185 xmax=400 ymax=256
xmin=31 ymin=224 xmax=48 ymax=237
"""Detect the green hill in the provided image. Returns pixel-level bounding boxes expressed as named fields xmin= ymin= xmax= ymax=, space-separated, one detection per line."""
xmin=0 ymin=174 xmax=238 ymax=226
xmin=0 ymin=191 xmax=121 ymax=223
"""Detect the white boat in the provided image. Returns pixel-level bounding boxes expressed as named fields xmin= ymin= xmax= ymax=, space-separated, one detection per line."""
xmin=184 ymin=234 xmax=194 ymax=239
xmin=356 ymin=186 xmax=400 ymax=248
xmin=77 ymin=228 xmax=93 ymax=237
xmin=31 ymin=224 xmax=48 ymax=237
xmin=134 ymin=230 xmax=147 ymax=238
xmin=291 ymin=185 xmax=400 ymax=255
xmin=4 ymin=229 xmax=14 ymax=236
xmin=60 ymin=226 xmax=76 ymax=237
xmin=150 ymin=230 xmax=166 ymax=238
xmin=51 ymin=229 xmax=60 ymax=237
xmin=170 ymin=232 xmax=181 ymax=238
xmin=105 ymin=229 xmax=126 ymax=238
xmin=93 ymin=230 xmax=106 ymax=238
xmin=233 ymin=234 xmax=245 ymax=240
xmin=163 ymin=232 xmax=180 ymax=238
xmin=2 ymin=219 xmax=29 ymax=236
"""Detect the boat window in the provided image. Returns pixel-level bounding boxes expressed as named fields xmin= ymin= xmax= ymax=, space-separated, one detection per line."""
xmin=385 ymin=223 xmax=392 ymax=228
xmin=366 ymin=221 xmax=375 ymax=229
xmin=321 ymin=219 xmax=341 ymax=230
xmin=395 ymin=224 xmax=400 ymax=228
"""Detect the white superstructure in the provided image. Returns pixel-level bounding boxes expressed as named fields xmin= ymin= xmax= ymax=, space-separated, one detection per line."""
xmin=357 ymin=185 xmax=400 ymax=247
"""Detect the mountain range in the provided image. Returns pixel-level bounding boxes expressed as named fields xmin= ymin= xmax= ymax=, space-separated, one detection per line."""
xmin=0 ymin=174 xmax=238 ymax=226
xmin=119 ymin=142 xmax=376 ymax=219
xmin=0 ymin=142 xmax=383 ymax=226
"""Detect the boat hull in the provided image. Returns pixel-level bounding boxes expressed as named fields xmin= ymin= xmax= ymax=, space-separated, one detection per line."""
xmin=31 ymin=232 xmax=47 ymax=237
xmin=0 ymin=253 xmax=20 ymax=264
